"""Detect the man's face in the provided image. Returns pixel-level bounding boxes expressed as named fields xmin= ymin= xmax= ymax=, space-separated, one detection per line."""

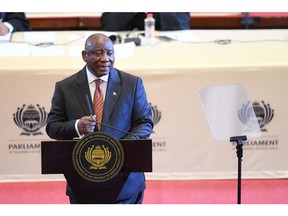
xmin=82 ymin=35 xmax=115 ymax=77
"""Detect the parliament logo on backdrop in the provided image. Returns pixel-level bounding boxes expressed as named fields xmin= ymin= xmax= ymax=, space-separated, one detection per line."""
xmin=237 ymin=100 xmax=278 ymax=151
xmin=238 ymin=100 xmax=274 ymax=132
xmin=13 ymin=104 xmax=48 ymax=136
xmin=150 ymin=102 xmax=166 ymax=151
xmin=150 ymin=102 xmax=161 ymax=133
xmin=8 ymin=104 xmax=47 ymax=154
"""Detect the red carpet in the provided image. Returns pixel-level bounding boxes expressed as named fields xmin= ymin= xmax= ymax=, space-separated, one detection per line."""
xmin=0 ymin=179 xmax=287 ymax=204
xmin=144 ymin=179 xmax=288 ymax=204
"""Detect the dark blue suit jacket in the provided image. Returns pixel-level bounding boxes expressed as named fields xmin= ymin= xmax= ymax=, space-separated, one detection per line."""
xmin=0 ymin=12 xmax=31 ymax=32
xmin=101 ymin=12 xmax=190 ymax=31
xmin=46 ymin=67 xmax=153 ymax=202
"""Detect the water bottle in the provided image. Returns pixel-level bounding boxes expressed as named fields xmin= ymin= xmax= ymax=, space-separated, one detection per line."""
xmin=144 ymin=13 xmax=155 ymax=46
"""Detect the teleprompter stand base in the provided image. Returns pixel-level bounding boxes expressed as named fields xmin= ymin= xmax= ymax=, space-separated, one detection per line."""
xmin=230 ymin=135 xmax=247 ymax=204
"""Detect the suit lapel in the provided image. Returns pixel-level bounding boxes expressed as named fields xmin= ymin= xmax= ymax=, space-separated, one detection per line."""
xmin=103 ymin=68 xmax=122 ymax=124
xmin=74 ymin=67 xmax=92 ymax=116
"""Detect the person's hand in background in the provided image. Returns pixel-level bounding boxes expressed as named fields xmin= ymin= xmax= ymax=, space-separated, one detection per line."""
xmin=0 ymin=22 xmax=9 ymax=36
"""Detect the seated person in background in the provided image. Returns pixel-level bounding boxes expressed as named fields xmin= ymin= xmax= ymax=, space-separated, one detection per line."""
xmin=101 ymin=12 xmax=190 ymax=31
xmin=0 ymin=12 xmax=31 ymax=36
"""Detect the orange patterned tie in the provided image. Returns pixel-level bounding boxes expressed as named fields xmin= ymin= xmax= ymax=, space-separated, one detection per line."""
xmin=93 ymin=79 xmax=104 ymax=130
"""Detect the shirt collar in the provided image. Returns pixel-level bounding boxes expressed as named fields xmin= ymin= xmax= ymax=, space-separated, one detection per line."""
xmin=86 ymin=66 xmax=109 ymax=84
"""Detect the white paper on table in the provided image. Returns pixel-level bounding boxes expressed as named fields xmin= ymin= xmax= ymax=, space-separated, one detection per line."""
xmin=31 ymin=45 xmax=65 ymax=56
xmin=158 ymin=30 xmax=199 ymax=42
xmin=24 ymin=31 xmax=56 ymax=44
xmin=0 ymin=43 xmax=30 ymax=56
xmin=114 ymin=42 xmax=135 ymax=59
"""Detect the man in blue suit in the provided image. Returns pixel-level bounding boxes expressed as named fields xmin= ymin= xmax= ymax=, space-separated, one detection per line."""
xmin=46 ymin=33 xmax=154 ymax=204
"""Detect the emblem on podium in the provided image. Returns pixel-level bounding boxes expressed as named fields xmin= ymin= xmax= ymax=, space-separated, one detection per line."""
xmin=72 ymin=132 xmax=124 ymax=183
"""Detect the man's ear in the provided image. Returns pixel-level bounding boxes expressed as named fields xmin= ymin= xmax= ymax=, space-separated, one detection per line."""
xmin=81 ymin=50 xmax=88 ymax=62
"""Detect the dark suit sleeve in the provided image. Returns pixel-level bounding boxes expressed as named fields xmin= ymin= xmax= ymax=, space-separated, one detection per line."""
xmin=158 ymin=12 xmax=191 ymax=30
xmin=101 ymin=12 xmax=139 ymax=31
xmin=126 ymin=77 xmax=154 ymax=139
xmin=4 ymin=12 xmax=31 ymax=32
xmin=46 ymin=82 xmax=79 ymax=140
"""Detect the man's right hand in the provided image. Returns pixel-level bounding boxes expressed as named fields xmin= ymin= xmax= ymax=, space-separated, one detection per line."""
xmin=77 ymin=115 xmax=97 ymax=135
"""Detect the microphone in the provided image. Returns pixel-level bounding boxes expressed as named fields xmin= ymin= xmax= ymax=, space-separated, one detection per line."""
xmin=85 ymin=94 xmax=139 ymax=139
xmin=109 ymin=34 xmax=122 ymax=44
xmin=85 ymin=94 xmax=93 ymax=115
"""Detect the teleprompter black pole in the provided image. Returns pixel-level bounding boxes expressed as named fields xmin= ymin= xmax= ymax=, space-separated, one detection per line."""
xmin=230 ymin=135 xmax=247 ymax=204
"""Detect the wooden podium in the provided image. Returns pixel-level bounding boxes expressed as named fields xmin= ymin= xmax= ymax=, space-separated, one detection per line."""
xmin=41 ymin=136 xmax=152 ymax=204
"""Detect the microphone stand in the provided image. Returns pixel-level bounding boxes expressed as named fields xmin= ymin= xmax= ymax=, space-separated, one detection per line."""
xmin=124 ymin=28 xmax=141 ymax=46
xmin=230 ymin=135 xmax=247 ymax=204
xmin=85 ymin=94 xmax=139 ymax=139
xmin=97 ymin=121 xmax=139 ymax=139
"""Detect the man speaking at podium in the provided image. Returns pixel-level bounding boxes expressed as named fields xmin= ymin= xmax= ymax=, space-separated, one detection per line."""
xmin=45 ymin=33 xmax=154 ymax=204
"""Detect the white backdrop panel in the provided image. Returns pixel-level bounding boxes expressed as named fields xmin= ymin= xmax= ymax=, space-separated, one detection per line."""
xmin=0 ymin=30 xmax=288 ymax=181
